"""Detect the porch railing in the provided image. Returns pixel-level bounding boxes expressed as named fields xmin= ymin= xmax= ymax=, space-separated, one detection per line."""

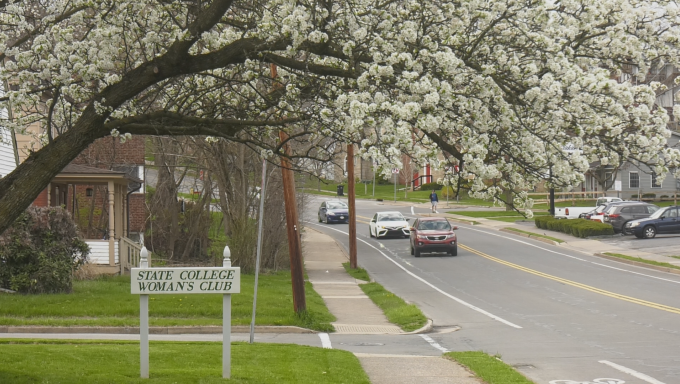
xmin=119 ymin=237 xmax=142 ymax=274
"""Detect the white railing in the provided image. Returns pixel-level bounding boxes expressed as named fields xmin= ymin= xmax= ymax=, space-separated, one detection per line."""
xmin=119 ymin=237 xmax=142 ymax=274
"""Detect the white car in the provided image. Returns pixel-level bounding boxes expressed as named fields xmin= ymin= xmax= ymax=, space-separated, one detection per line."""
xmin=369 ymin=211 xmax=411 ymax=238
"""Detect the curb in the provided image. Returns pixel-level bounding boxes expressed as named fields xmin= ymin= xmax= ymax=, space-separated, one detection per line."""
xmin=499 ymin=228 xmax=561 ymax=246
xmin=593 ymin=253 xmax=680 ymax=276
xmin=402 ymin=318 xmax=434 ymax=335
xmin=0 ymin=325 xmax=316 ymax=335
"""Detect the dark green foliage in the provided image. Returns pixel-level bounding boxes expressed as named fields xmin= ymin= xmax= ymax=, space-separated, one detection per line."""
xmin=642 ymin=193 xmax=656 ymax=199
xmin=420 ymin=182 xmax=443 ymax=191
xmin=0 ymin=207 xmax=89 ymax=294
xmin=535 ymin=216 xmax=614 ymax=238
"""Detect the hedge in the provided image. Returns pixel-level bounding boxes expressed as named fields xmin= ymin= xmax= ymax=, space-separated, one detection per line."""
xmin=420 ymin=182 xmax=443 ymax=191
xmin=535 ymin=216 xmax=614 ymax=238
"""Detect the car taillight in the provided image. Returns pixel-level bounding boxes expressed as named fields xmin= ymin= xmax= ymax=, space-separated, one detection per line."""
xmin=565 ymin=208 xmax=569 ymax=215
xmin=608 ymin=214 xmax=620 ymax=218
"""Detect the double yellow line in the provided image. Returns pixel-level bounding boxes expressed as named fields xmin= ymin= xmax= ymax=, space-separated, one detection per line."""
xmin=458 ymin=243 xmax=680 ymax=315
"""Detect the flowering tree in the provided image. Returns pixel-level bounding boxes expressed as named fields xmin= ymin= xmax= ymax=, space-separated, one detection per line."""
xmin=1 ymin=0 xmax=680 ymax=233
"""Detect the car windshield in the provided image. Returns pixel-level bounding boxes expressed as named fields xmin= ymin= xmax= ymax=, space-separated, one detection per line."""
xmin=327 ymin=202 xmax=347 ymax=209
xmin=594 ymin=205 xmax=607 ymax=214
xmin=378 ymin=213 xmax=405 ymax=222
xmin=648 ymin=207 xmax=670 ymax=219
xmin=418 ymin=221 xmax=451 ymax=230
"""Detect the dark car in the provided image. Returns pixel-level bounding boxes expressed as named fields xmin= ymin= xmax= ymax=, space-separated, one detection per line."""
xmin=627 ymin=206 xmax=680 ymax=239
xmin=409 ymin=217 xmax=458 ymax=257
xmin=317 ymin=200 xmax=349 ymax=224
xmin=604 ymin=202 xmax=659 ymax=234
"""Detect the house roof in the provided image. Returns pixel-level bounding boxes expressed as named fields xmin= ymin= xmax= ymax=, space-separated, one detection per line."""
xmin=53 ymin=164 xmax=142 ymax=185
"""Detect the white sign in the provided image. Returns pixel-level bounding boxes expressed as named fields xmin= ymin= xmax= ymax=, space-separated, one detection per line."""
xmin=392 ymin=168 xmax=400 ymax=174
xmin=614 ymin=180 xmax=622 ymax=191
xmin=131 ymin=267 xmax=240 ymax=294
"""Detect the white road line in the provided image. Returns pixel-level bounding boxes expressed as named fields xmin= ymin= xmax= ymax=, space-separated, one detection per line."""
xmin=318 ymin=333 xmax=332 ymax=349
xmin=419 ymin=334 xmax=450 ymax=353
xmin=411 ymin=206 xmax=415 ymax=215
xmin=463 ymin=226 xmax=680 ymax=285
xmin=599 ymin=360 xmax=665 ymax=384
xmin=308 ymin=222 xmax=523 ymax=329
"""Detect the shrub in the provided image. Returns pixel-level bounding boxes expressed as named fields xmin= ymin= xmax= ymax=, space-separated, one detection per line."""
xmin=660 ymin=195 xmax=669 ymax=199
xmin=0 ymin=206 xmax=89 ymax=294
xmin=534 ymin=216 xmax=613 ymax=238
xmin=642 ymin=193 xmax=656 ymax=199
xmin=631 ymin=194 xmax=638 ymax=199
xmin=420 ymin=182 xmax=443 ymax=191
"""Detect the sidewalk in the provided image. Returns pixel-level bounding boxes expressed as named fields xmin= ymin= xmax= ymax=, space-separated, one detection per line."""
xmin=302 ymin=228 xmax=482 ymax=384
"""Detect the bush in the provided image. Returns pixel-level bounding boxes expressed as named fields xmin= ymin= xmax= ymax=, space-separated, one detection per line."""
xmin=642 ymin=193 xmax=656 ymax=199
xmin=631 ymin=194 xmax=638 ymax=199
xmin=660 ymin=195 xmax=669 ymax=199
xmin=420 ymin=182 xmax=443 ymax=191
xmin=534 ymin=216 xmax=613 ymax=238
xmin=0 ymin=206 xmax=89 ymax=294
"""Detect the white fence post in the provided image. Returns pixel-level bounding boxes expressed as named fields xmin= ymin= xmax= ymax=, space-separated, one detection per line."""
xmin=223 ymin=245 xmax=232 ymax=379
xmin=139 ymin=247 xmax=149 ymax=378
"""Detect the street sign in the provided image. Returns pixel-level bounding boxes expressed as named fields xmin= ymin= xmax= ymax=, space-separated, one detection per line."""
xmin=392 ymin=168 xmax=400 ymax=174
xmin=131 ymin=247 xmax=239 ymax=379
xmin=614 ymin=180 xmax=622 ymax=191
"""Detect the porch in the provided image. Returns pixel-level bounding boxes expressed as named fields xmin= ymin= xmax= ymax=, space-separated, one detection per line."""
xmin=48 ymin=164 xmax=143 ymax=274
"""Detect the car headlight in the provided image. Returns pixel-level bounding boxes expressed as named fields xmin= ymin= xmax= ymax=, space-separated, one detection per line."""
xmin=327 ymin=212 xmax=335 ymax=215
xmin=629 ymin=222 xmax=640 ymax=228
xmin=417 ymin=235 xmax=427 ymax=239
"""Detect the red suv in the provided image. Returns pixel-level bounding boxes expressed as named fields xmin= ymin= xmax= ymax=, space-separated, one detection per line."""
xmin=409 ymin=217 xmax=458 ymax=257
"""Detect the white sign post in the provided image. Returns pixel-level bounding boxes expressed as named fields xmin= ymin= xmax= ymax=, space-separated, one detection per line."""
xmin=392 ymin=168 xmax=400 ymax=202
xmin=131 ymin=246 xmax=240 ymax=379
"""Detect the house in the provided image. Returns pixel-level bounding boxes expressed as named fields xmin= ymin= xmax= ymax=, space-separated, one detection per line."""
xmin=1 ymin=126 xmax=146 ymax=274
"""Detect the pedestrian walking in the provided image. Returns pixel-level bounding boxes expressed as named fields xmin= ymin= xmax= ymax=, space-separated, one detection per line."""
xmin=430 ymin=190 xmax=439 ymax=213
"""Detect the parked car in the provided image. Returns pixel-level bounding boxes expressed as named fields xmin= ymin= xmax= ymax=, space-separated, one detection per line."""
xmin=590 ymin=201 xmax=637 ymax=223
xmin=555 ymin=197 xmax=623 ymax=219
xmin=317 ymin=200 xmax=349 ymax=224
xmin=604 ymin=202 xmax=659 ymax=234
xmin=369 ymin=211 xmax=410 ymax=238
xmin=409 ymin=217 xmax=458 ymax=257
xmin=627 ymin=206 xmax=680 ymax=239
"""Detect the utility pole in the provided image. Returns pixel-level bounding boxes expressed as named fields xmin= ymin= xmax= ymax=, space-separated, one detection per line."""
xmin=278 ymin=130 xmax=306 ymax=313
xmin=347 ymin=144 xmax=358 ymax=269
xmin=271 ymin=63 xmax=305 ymax=313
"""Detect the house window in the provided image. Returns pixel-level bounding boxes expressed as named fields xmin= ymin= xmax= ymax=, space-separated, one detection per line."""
xmin=605 ymin=171 xmax=613 ymax=189
xmin=629 ymin=172 xmax=639 ymax=189
xmin=651 ymin=172 xmax=662 ymax=188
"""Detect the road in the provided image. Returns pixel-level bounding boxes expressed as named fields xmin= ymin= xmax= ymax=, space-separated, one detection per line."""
xmin=305 ymin=195 xmax=680 ymax=384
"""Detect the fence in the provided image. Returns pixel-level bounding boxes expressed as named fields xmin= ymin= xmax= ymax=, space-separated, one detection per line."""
xmin=120 ymin=237 xmax=142 ymax=274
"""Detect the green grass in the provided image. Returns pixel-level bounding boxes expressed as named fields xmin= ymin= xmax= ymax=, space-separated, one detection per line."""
xmin=302 ymin=179 xmax=494 ymax=206
xmin=447 ymin=211 xmax=548 ymax=218
xmin=487 ymin=217 xmax=535 ymax=223
xmin=502 ymin=227 xmax=564 ymax=243
xmin=342 ymin=262 xmax=370 ymax=281
xmin=0 ymin=273 xmax=335 ymax=331
xmin=359 ymin=282 xmax=427 ymax=332
xmin=445 ymin=351 xmax=534 ymax=384
xmin=603 ymin=252 xmax=680 ymax=271
xmin=0 ymin=339 xmax=369 ymax=383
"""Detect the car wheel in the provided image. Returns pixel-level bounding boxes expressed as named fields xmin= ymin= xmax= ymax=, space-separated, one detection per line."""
xmin=414 ymin=249 xmax=421 ymax=258
xmin=643 ymin=225 xmax=656 ymax=239
xmin=450 ymin=246 xmax=457 ymax=256
xmin=324 ymin=215 xmax=328 ymax=224
xmin=621 ymin=222 xmax=631 ymax=235
xmin=318 ymin=214 xmax=322 ymax=223
xmin=369 ymin=228 xmax=374 ymax=238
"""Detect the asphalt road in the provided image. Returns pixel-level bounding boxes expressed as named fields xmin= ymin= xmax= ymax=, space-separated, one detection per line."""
xmin=306 ymin=195 xmax=680 ymax=384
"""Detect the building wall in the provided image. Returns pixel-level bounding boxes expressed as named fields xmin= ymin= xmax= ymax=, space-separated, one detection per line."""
xmin=0 ymin=128 xmax=15 ymax=178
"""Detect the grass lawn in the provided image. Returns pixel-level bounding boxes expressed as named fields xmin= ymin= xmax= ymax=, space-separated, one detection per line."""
xmin=603 ymin=252 xmax=680 ymax=271
xmin=342 ymin=262 xmax=370 ymax=281
xmin=359 ymin=282 xmax=427 ymax=332
xmin=447 ymin=211 xmax=548 ymax=218
xmin=0 ymin=339 xmax=369 ymax=383
xmin=302 ymin=179 xmax=494 ymax=206
xmin=0 ymin=273 xmax=335 ymax=331
xmin=445 ymin=351 xmax=534 ymax=384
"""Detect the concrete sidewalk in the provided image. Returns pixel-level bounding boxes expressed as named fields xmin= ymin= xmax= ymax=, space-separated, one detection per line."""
xmin=302 ymin=228 xmax=482 ymax=383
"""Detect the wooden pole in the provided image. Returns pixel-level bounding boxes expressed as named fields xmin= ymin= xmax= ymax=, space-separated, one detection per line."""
xmin=347 ymin=144 xmax=357 ymax=269
xmin=278 ymin=130 xmax=306 ymax=313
